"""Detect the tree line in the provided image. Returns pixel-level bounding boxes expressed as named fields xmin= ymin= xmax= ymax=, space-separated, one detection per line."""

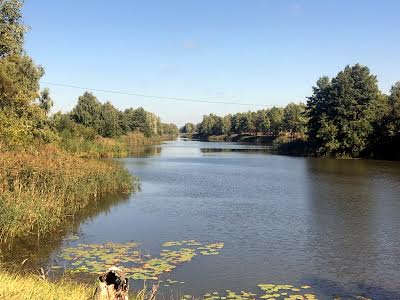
xmin=186 ymin=64 xmax=400 ymax=159
xmin=182 ymin=103 xmax=307 ymax=138
xmin=51 ymin=91 xmax=179 ymax=140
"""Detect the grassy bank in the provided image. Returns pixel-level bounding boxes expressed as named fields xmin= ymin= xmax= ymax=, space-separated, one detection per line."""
xmin=0 ymin=145 xmax=136 ymax=243
xmin=0 ymin=270 xmax=93 ymax=300
xmin=0 ymin=269 xmax=152 ymax=300
xmin=60 ymin=132 xmax=175 ymax=158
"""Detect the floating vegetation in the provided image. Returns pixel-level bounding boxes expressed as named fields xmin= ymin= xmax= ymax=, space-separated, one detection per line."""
xmin=257 ymin=284 xmax=318 ymax=300
xmin=200 ymin=285 xmax=319 ymax=300
xmin=198 ymin=243 xmax=224 ymax=255
xmin=56 ymin=241 xmax=367 ymax=299
xmin=57 ymin=240 xmax=224 ymax=281
xmin=59 ymin=242 xmax=141 ymax=274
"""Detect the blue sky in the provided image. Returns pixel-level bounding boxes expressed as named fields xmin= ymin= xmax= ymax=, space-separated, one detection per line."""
xmin=23 ymin=0 xmax=400 ymax=126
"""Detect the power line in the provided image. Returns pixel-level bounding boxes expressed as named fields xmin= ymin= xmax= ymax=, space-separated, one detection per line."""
xmin=40 ymin=81 xmax=274 ymax=107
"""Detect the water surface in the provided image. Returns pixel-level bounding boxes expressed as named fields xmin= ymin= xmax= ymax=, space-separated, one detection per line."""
xmin=5 ymin=139 xmax=400 ymax=299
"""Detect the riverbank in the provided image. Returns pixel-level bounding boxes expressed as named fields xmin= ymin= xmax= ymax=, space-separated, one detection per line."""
xmin=0 ymin=269 xmax=150 ymax=300
xmin=0 ymin=145 xmax=136 ymax=243
xmin=190 ymin=133 xmax=275 ymax=144
xmin=0 ymin=270 xmax=93 ymax=300
xmin=60 ymin=132 xmax=177 ymax=158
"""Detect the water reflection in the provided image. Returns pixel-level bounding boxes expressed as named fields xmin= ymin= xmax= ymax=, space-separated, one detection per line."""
xmin=305 ymin=158 xmax=400 ymax=298
xmin=129 ymin=146 xmax=162 ymax=157
xmin=0 ymin=192 xmax=131 ymax=270
xmin=200 ymin=148 xmax=269 ymax=154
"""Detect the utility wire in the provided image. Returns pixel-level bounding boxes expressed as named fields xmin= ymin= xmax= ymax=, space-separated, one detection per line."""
xmin=40 ymin=81 xmax=273 ymax=107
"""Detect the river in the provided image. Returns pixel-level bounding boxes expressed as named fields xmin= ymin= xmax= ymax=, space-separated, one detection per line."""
xmin=5 ymin=138 xmax=400 ymax=299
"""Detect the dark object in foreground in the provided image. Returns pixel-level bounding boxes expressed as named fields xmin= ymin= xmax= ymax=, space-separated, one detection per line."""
xmin=94 ymin=267 xmax=129 ymax=300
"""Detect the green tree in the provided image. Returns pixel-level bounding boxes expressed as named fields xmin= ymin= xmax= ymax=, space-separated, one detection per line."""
xmin=386 ymin=82 xmax=400 ymax=137
xmin=71 ymin=92 xmax=103 ymax=131
xmin=267 ymin=107 xmax=284 ymax=136
xmin=0 ymin=0 xmax=26 ymax=57
xmin=199 ymin=114 xmax=217 ymax=136
xmin=283 ymin=103 xmax=308 ymax=138
xmin=38 ymin=88 xmax=53 ymax=115
xmin=371 ymin=82 xmax=400 ymax=159
xmin=242 ymin=112 xmax=255 ymax=134
xmin=221 ymin=115 xmax=232 ymax=134
xmin=100 ymin=101 xmax=121 ymax=137
xmin=0 ymin=54 xmax=44 ymax=111
xmin=180 ymin=122 xmax=196 ymax=134
xmin=162 ymin=123 xmax=179 ymax=136
xmin=255 ymin=110 xmax=270 ymax=134
xmin=307 ymin=64 xmax=383 ymax=157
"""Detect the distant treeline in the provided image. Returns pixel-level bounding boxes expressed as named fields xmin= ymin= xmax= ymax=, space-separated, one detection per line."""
xmin=52 ymin=91 xmax=179 ymax=140
xmin=182 ymin=64 xmax=400 ymax=160
xmin=181 ymin=103 xmax=306 ymax=138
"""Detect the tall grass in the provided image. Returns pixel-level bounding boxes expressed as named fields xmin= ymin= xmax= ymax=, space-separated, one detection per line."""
xmin=0 ymin=270 xmax=93 ymax=300
xmin=60 ymin=132 xmax=171 ymax=158
xmin=0 ymin=145 xmax=136 ymax=243
xmin=0 ymin=270 xmax=152 ymax=300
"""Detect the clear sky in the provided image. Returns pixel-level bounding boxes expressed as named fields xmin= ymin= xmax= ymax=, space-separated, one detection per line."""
xmin=23 ymin=0 xmax=400 ymax=126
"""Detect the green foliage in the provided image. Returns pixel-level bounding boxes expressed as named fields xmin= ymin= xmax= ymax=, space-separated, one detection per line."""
xmin=161 ymin=122 xmax=179 ymax=136
xmin=283 ymin=103 xmax=308 ymax=137
xmin=38 ymin=87 xmax=53 ymax=115
xmin=198 ymin=107 xmax=283 ymax=137
xmin=306 ymin=64 xmax=383 ymax=157
xmin=255 ymin=110 xmax=270 ymax=134
xmin=0 ymin=0 xmax=25 ymax=57
xmin=369 ymin=81 xmax=400 ymax=159
xmin=386 ymin=82 xmax=400 ymax=137
xmin=198 ymin=114 xmax=221 ymax=136
xmin=68 ymin=93 xmax=171 ymax=139
xmin=71 ymin=91 xmax=103 ymax=130
xmin=0 ymin=54 xmax=44 ymax=111
xmin=100 ymin=101 xmax=122 ymax=137
xmin=221 ymin=115 xmax=232 ymax=134
xmin=267 ymin=107 xmax=284 ymax=136
xmin=180 ymin=122 xmax=196 ymax=134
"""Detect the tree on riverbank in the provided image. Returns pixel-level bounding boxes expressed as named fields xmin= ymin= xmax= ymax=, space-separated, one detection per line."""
xmin=180 ymin=122 xmax=196 ymax=134
xmin=306 ymin=64 xmax=383 ymax=157
xmin=194 ymin=64 xmax=399 ymax=159
xmin=196 ymin=105 xmax=302 ymax=138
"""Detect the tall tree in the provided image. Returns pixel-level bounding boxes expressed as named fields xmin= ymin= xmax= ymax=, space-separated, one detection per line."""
xmin=71 ymin=92 xmax=103 ymax=131
xmin=180 ymin=123 xmax=196 ymax=134
xmin=221 ymin=115 xmax=232 ymax=134
xmin=38 ymin=88 xmax=53 ymax=115
xmin=283 ymin=103 xmax=308 ymax=138
xmin=0 ymin=0 xmax=26 ymax=57
xmin=307 ymin=64 xmax=383 ymax=157
xmin=267 ymin=107 xmax=284 ymax=136
xmin=100 ymin=101 xmax=121 ymax=137
xmin=255 ymin=110 xmax=270 ymax=134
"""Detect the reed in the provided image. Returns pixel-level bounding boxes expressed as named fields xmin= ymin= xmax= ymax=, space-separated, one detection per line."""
xmin=60 ymin=132 xmax=170 ymax=158
xmin=0 ymin=145 xmax=136 ymax=243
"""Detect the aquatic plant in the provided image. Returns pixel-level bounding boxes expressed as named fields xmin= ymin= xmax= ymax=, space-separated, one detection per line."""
xmin=178 ymin=284 xmax=323 ymax=300
xmin=57 ymin=240 xmax=224 ymax=281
